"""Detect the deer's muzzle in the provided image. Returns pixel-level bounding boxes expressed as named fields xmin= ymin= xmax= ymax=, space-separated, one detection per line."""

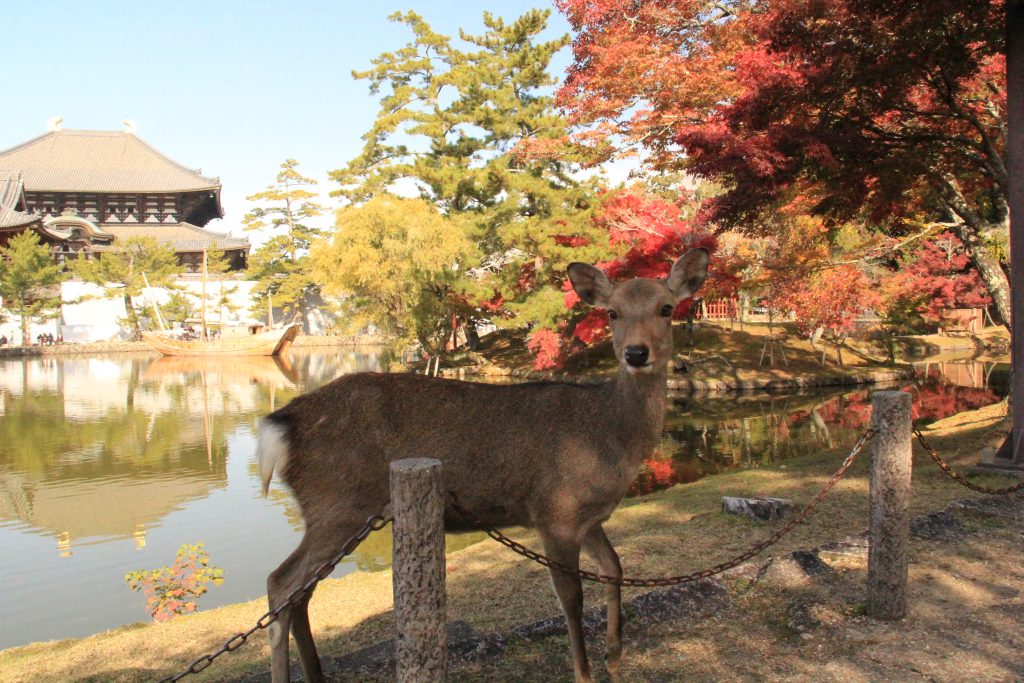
xmin=624 ymin=345 xmax=650 ymax=368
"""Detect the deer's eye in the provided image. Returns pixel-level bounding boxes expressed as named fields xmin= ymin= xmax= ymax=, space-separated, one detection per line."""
xmin=608 ymin=310 xmax=619 ymax=320
xmin=660 ymin=304 xmax=675 ymax=317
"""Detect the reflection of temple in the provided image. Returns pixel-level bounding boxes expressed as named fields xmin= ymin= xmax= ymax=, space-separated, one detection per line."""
xmin=0 ymin=469 xmax=218 ymax=552
xmin=0 ymin=354 xmax=295 ymax=552
xmin=0 ymin=119 xmax=247 ymax=272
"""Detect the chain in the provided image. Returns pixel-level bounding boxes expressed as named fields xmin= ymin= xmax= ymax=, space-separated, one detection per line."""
xmin=914 ymin=427 xmax=1024 ymax=496
xmin=159 ymin=511 xmax=391 ymax=683
xmin=451 ymin=427 xmax=875 ymax=588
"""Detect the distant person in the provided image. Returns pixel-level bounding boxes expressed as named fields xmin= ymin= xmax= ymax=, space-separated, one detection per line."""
xmin=0 ymin=335 xmax=6 ymax=346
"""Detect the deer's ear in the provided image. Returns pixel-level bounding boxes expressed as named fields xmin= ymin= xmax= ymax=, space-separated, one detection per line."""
xmin=567 ymin=263 xmax=613 ymax=308
xmin=667 ymin=248 xmax=710 ymax=301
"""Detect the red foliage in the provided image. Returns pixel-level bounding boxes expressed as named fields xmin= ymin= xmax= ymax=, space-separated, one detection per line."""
xmin=527 ymin=328 xmax=566 ymax=370
xmin=558 ymin=0 xmax=1004 ymax=230
xmin=524 ymin=187 xmax=729 ymax=366
xmin=592 ymin=189 xmax=718 ymax=282
xmin=768 ymin=264 xmax=880 ymax=338
xmin=572 ymin=309 xmax=610 ymax=345
xmin=879 ymin=233 xmax=991 ymax=325
xmin=479 ymin=292 xmax=506 ymax=313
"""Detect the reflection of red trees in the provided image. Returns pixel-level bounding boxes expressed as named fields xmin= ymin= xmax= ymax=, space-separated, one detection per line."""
xmin=798 ymin=376 xmax=998 ymax=430
xmin=628 ymin=374 xmax=1002 ymax=497
xmin=816 ymin=390 xmax=873 ymax=430
xmin=629 ymin=452 xmax=677 ymax=496
xmin=912 ymin=374 xmax=998 ymax=421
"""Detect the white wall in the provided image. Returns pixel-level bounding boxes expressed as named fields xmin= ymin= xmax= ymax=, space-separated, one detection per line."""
xmin=0 ymin=278 xmax=341 ymax=344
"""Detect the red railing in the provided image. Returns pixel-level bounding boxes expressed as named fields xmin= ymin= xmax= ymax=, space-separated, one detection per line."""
xmin=702 ymin=297 xmax=739 ymax=320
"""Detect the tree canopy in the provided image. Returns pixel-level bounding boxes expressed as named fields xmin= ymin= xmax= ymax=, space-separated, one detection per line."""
xmin=71 ymin=236 xmax=180 ymax=336
xmin=243 ymin=159 xmax=325 ymax=327
xmin=311 ymin=196 xmax=475 ymax=355
xmin=333 ymin=9 xmax=611 ymax=333
xmin=0 ymin=231 xmax=65 ymax=344
xmin=556 ymin=0 xmax=1009 ymax=326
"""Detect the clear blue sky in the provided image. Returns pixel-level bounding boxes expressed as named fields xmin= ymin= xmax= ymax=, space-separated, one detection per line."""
xmin=1 ymin=0 xmax=571 ymax=236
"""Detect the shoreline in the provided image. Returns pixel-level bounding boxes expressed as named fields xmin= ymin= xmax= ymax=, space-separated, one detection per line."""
xmin=451 ymin=363 xmax=919 ymax=395
xmin=0 ymin=334 xmax=385 ymax=358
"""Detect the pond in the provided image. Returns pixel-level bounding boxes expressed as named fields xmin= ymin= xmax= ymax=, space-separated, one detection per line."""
xmin=0 ymin=350 xmax=1007 ymax=649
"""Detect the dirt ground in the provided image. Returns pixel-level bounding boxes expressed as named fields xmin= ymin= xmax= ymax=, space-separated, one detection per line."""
xmin=443 ymin=497 xmax=1024 ymax=682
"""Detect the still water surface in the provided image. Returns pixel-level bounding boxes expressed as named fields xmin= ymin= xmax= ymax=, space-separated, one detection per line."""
xmin=0 ymin=350 xmax=1006 ymax=649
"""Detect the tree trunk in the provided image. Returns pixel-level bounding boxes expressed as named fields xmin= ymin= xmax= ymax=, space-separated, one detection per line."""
xmin=952 ymin=222 xmax=1012 ymax=330
xmin=18 ymin=301 xmax=29 ymax=346
xmin=124 ymin=292 xmax=140 ymax=338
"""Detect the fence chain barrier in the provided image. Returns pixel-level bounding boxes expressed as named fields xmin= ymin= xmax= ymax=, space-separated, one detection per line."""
xmin=914 ymin=426 xmax=1024 ymax=496
xmin=159 ymin=510 xmax=391 ymax=683
xmin=451 ymin=426 xmax=875 ymax=588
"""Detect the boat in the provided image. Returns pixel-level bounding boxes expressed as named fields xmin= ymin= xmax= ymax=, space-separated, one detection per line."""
xmin=141 ymin=323 xmax=299 ymax=357
xmin=140 ymin=247 xmax=300 ymax=357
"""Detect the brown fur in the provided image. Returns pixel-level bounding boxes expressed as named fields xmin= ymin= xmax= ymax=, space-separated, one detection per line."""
xmin=261 ymin=249 xmax=709 ymax=683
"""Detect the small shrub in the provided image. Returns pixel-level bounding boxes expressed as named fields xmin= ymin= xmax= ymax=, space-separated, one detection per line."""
xmin=125 ymin=543 xmax=224 ymax=622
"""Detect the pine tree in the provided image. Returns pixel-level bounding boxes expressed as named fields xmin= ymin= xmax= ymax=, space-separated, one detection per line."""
xmin=332 ymin=10 xmax=608 ymax=335
xmin=71 ymin=236 xmax=179 ymax=337
xmin=243 ymin=159 xmax=324 ymax=328
xmin=0 ymin=231 xmax=65 ymax=345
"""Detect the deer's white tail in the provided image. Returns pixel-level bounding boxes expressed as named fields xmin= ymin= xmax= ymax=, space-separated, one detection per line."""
xmin=258 ymin=419 xmax=290 ymax=497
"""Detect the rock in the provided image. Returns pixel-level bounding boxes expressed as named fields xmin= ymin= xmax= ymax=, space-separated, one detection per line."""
xmin=722 ymin=496 xmax=794 ymax=521
xmin=627 ymin=579 xmax=731 ymax=624
xmin=947 ymin=495 xmax=1024 ymax=522
xmin=909 ymin=510 xmax=968 ymax=541
xmin=762 ymin=550 xmax=834 ymax=588
xmin=817 ymin=534 xmax=869 ymax=560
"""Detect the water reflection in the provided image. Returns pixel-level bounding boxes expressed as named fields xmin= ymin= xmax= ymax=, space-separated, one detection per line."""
xmin=630 ymin=363 xmax=1007 ymax=496
xmin=0 ymin=349 xmax=382 ymax=649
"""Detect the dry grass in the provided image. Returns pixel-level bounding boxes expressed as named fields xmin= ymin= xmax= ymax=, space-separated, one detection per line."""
xmin=1 ymin=403 xmax=1016 ymax=682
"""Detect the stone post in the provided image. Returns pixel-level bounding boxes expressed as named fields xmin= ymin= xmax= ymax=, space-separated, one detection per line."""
xmin=390 ymin=458 xmax=447 ymax=681
xmin=867 ymin=391 xmax=913 ymax=620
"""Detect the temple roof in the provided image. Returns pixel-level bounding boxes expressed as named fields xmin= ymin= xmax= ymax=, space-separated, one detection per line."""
xmin=95 ymin=222 xmax=248 ymax=253
xmin=0 ymin=173 xmax=39 ymax=229
xmin=0 ymin=129 xmax=221 ymax=194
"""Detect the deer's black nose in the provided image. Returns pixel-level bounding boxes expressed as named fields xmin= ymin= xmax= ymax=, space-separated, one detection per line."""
xmin=624 ymin=345 xmax=650 ymax=367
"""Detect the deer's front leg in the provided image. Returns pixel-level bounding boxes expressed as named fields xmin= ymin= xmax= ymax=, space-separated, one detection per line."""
xmin=583 ymin=525 xmax=623 ymax=681
xmin=541 ymin=531 xmax=593 ymax=683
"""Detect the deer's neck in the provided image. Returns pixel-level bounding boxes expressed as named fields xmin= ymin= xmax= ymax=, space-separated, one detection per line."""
xmin=605 ymin=366 xmax=668 ymax=458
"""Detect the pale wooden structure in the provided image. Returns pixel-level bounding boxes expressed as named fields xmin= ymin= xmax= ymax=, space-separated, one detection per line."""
xmin=141 ymin=323 xmax=298 ymax=357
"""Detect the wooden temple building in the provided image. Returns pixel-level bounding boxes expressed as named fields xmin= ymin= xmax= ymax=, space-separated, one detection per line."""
xmin=0 ymin=119 xmax=247 ymax=272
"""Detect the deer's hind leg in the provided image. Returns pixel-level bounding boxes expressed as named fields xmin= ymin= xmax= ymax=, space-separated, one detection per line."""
xmin=267 ymin=538 xmax=307 ymax=682
xmin=583 ymin=525 xmax=624 ymax=682
xmin=267 ymin=515 xmax=368 ymax=683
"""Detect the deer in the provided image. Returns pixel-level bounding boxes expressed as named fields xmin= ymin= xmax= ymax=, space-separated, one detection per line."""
xmin=257 ymin=247 xmax=709 ymax=683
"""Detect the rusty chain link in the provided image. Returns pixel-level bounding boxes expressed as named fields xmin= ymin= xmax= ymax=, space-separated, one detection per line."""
xmin=159 ymin=510 xmax=391 ymax=683
xmin=452 ymin=426 xmax=876 ymax=587
xmin=914 ymin=427 xmax=1024 ymax=495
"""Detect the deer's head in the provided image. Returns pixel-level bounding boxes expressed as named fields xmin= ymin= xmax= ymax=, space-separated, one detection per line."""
xmin=567 ymin=248 xmax=709 ymax=375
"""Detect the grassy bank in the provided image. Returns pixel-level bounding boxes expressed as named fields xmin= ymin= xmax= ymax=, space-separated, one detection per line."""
xmin=1 ymin=401 xmax=1017 ymax=682
xmin=465 ymin=322 xmax=915 ymax=392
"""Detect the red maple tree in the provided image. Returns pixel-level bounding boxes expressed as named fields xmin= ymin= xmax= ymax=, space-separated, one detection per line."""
xmin=878 ymin=232 xmax=992 ymax=331
xmin=557 ymin=0 xmax=1009 ymax=326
